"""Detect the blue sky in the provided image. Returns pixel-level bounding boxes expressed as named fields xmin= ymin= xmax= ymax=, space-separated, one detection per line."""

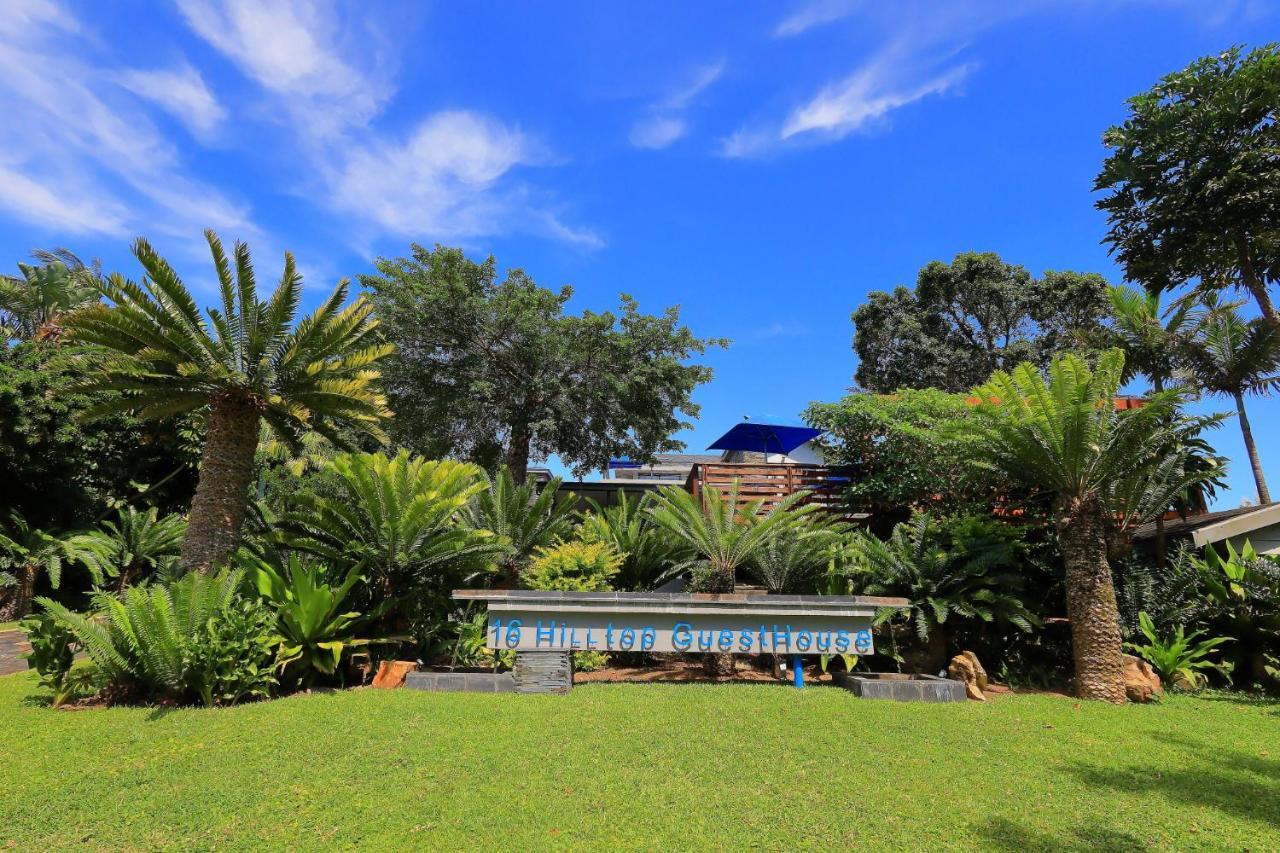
xmin=1 ymin=0 xmax=1277 ymax=506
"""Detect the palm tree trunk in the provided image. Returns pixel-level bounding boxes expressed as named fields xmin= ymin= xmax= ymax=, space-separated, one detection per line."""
xmin=1235 ymin=232 xmax=1280 ymax=330
xmin=1234 ymin=392 xmax=1271 ymax=504
xmin=0 ymin=563 xmax=36 ymax=621
xmin=179 ymin=397 xmax=260 ymax=574
xmin=1056 ymin=502 xmax=1127 ymax=703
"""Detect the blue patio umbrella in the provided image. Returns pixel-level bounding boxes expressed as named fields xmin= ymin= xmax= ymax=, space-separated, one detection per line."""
xmin=706 ymin=421 xmax=823 ymax=458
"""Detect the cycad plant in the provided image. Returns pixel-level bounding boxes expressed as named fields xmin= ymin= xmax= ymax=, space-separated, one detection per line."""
xmin=0 ymin=513 xmax=73 ymax=620
xmin=968 ymin=349 xmax=1216 ymax=702
xmin=578 ymin=490 xmax=689 ymax=591
xmin=285 ymin=450 xmax=502 ymax=636
xmin=464 ymin=466 xmax=579 ymax=583
xmin=61 ymin=231 xmax=392 ymax=574
xmin=647 ymin=485 xmax=813 ymax=676
xmin=64 ymin=506 xmax=185 ymax=591
xmin=858 ymin=514 xmax=1035 ymax=672
xmin=746 ymin=510 xmax=850 ymax=595
xmin=0 ymin=250 xmax=99 ymax=341
xmin=1179 ymin=303 xmax=1280 ymax=503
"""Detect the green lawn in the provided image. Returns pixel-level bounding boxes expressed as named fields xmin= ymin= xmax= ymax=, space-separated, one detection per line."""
xmin=2 ymin=673 xmax=1277 ymax=850
xmin=0 ymin=621 xmax=20 ymax=632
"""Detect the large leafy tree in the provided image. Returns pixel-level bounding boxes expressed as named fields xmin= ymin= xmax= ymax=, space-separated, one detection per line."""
xmin=968 ymin=350 xmax=1217 ymax=702
xmin=62 ymin=231 xmax=392 ymax=574
xmin=361 ymin=244 xmax=721 ymax=482
xmin=1180 ymin=304 xmax=1280 ymax=504
xmin=0 ymin=249 xmax=100 ymax=341
xmin=0 ymin=342 xmax=195 ymax=530
xmin=851 ymin=252 xmax=1111 ymax=392
xmin=1096 ymin=44 xmax=1280 ymax=327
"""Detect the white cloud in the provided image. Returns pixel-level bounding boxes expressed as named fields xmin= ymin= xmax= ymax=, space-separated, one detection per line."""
xmin=630 ymin=61 xmax=724 ymax=151
xmin=629 ymin=115 xmax=687 ymax=150
xmin=773 ymin=0 xmax=861 ymax=38
xmin=781 ymin=60 xmax=974 ymax=140
xmin=0 ymin=3 xmax=253 ymax=246
xmin=115 ymin=65 xmax=226 ymax=138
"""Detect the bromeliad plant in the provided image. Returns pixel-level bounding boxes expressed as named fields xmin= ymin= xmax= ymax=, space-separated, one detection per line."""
xmin=1127 ymin=611 xmax=1233 ymax=689
xmin=245 ymin=553 xmax=379 ymax=684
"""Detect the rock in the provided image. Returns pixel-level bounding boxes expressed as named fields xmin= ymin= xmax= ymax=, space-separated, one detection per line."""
xmin=1121 ymin=654 xmax=1164 ymax=703
xmin=962 ymin=650 xmax=988 ymax=691
xmin=372 ymin=660 xmax=418 ymax=689
xmin=948 ymin=652 xmax=987 ymax=701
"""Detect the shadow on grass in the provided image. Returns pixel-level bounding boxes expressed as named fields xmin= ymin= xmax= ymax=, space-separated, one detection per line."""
xmin=977 ymin=816 xmax=1150 ymax=851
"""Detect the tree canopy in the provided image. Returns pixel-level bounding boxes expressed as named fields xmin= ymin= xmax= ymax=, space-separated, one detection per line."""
xmin=851 ymin=252 xmax=1111 ymax=393
xmin=1096 ymin=44 xmax=1280 ymax=326
xmin=361 ymin=244 xmax=722 ymax=481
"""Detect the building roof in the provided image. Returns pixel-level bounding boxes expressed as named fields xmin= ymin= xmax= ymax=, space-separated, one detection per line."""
xmin=1132 ymin=502 xmax=1280 ymax=542
xmin=637 ymin=453 xmax=723 ymax=467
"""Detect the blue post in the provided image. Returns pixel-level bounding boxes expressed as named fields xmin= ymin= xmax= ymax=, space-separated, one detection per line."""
xmin=791 ymin=654 xmax=804 ymax=689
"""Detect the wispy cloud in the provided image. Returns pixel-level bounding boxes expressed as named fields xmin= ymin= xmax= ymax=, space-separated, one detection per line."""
xmin=629 ymin=60 xmax=725 ymax=150
xmin=179 ymin=0 xmax=596 ymax=247
xmin=0 ymin=1 xmax=252 ymax=246
xmin=773 ymin=0 xmax=861 ymax=38
xmin=114 ymin=64 xmax=226 ymax=138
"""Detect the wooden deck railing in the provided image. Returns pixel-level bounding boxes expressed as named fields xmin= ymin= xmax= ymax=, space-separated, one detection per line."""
xmin=685 ymin=463 xmax=854 ymax=515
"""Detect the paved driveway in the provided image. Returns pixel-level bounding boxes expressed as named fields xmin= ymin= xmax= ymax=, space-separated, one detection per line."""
xmin=0 ymin=629 xmax=30 ymax=676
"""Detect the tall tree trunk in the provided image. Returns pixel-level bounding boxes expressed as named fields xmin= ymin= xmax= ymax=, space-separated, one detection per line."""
xmin=1056 ymin=502 xmax=1127 ymax=703
xmin=0 ymin=563 xmax=37 ymax=621
xmin=180 ymin=396 xmax=260 ymax=574
xmin=1234 ymin=392 xmax=1271 ymax=504
xmin=1235 ymin=235 xmax=1280 ymax=330
xmin=505 ymin=423 xmax=531 ymax=484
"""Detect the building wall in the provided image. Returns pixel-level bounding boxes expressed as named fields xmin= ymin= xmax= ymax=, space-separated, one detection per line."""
xmin=1224 ymin=522 xmax=1280 ymax=556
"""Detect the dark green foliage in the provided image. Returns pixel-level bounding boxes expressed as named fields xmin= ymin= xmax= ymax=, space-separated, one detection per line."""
xmin=360 ymin=244 xmax=722 ymax=479
xmin=464 ymin=466 xmax=579 ymax=583
xmin=1191 ymin=540 xmax=1280 ymax=688
xmin=804 ymin=388 xmax=1012 ymax=525
xmin=859 ymin=514 xmax=1037 ymax=643
xmin=64 ymin=507 xmax=185 ymax=590
xmin=18 ymin=612 xmax=81 ymax=707
xmin=0 ymin=342 xmax=194 ymax=530
xmin=1113 ymin=545 xmax=1209 ymax=638
xmin=1127 ymin=611 xmax=1233 ymax=689
xmin=1096 ymin=44 xmax=1280 ymax=323
xmin=851 ymin=252 xmax=1111 ymax=393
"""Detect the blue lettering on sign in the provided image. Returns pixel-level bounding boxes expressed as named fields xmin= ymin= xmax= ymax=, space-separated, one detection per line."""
xmin=816 ymin=631 xmax=832 ymax=652
xmin=854 ymin=629 xmax=873 ymax=654
xmin=640 ymin=627 xmax=656 ymax=651
xmin=620 ymin=627 xmax=636 ymax=650
xmin=495 ymin=616 xmax=871 ymax=652
xmin=835 ymin=630 xmax=851 ymax=653
xmin=672 ymin=622 xmax=692 ymax=651
xmin=796 ymin=630 xmax=813 ymax=652
xmin=536 ymin=620 xmax=555 ymax=647
xmin=505 ymin=619 xmax=522 ymax=648
xmin=718 ymin=630 xmax=734 ymax=651
xmin=737 ymin=631 xmax=753 ymax=653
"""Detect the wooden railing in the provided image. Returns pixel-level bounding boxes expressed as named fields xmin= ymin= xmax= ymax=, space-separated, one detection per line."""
xmin=685 ymin=463 xmax=855 ymax=515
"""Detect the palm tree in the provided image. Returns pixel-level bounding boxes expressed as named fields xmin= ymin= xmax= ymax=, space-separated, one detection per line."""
xmin=0 ymin=513 xmax=73 ymax=620
xmin=64 ymin=507 xmax=185 ymax=591
xmin=1108 ymin=284 xmax=1193 ymax=392
xmin=464 ymin=466 xmax=579 ymax=584
xmin=61 ymin=231 xmax=392 ymax=573
xmin=746 ymin=510 xmax=849 ymax=595
xmin=0 ymin=250 xmax=100 ymax=341
xmin=1179 ymin=305 xmax=1280 ymax=504
xmin=578 ymin=490 xmax=690 ymax=591
xmin=857 ymin=514 xmax=1034 ymax=673
xmin=647 ymin=485 xmax=813 ymax=676
xmin=969 ymin=350 xmax=1215 ymax=702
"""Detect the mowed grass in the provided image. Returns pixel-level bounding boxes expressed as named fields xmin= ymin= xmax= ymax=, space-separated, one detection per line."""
xmin=1 ymin=674 xmax=1278 ymax=850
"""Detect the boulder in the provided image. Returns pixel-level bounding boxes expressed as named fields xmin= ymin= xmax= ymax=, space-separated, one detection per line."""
xmin=1122 ymin=654 xmax=1164 ymax=703
xmin=947 ymin=652 xmax=987 ymax=701
xmin=372 ymin=660 xmax=418 ymax=689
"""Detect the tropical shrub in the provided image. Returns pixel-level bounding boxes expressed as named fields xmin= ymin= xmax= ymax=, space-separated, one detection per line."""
xmin=35 ymin=568 xmax=268 ymax=706
xmin=1127 ymin=611 xmax=1233 ymax=689
xmin=245 ymin=553 xmax=377 ymax=685
xmin=284 ymin=450 xmax=502 ymax=642
xmin=18 ymin=612 xmax=85 ymax=707
xmin=747 ymin=510 xmax=851 ymax=594
xmin=578 ymin=490 xmax=688 ymax=591
xmin=184 ymin=597 xmax=279 ymax=706
xmin=1113 ymin=545 xmax=1210 ymax=638
xmin=524 ymin=541 xmax=622 ymax=592
xmin=64 ymin=507 xmax=185 ymax=591
xmin=464 ymin=466 xmax=579 ymax=582
xmin=1190 ymin=540 xmax=1280 ymax=687
xmin=0 ymin=513 xmax=74 ymax=620
xmin=858 ymin=514 xmax=1036 ymax=672
xmin=61 ymin=230 xmax=392 ymax=573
